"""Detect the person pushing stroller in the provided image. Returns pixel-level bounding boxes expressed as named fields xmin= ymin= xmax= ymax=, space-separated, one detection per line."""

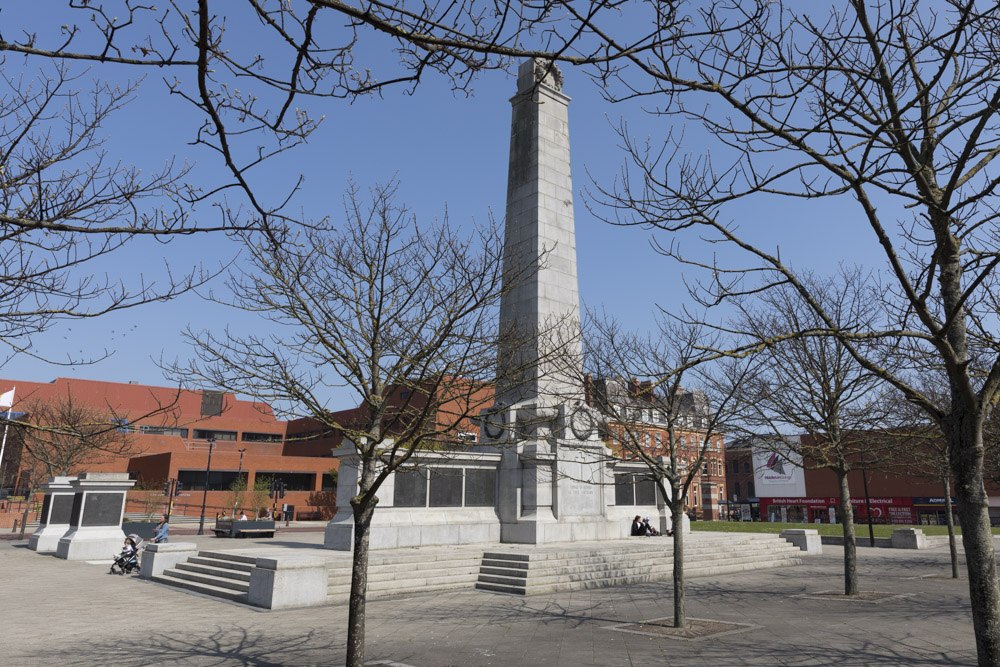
xmin=110 ymin=534 xmax=143 ymax=575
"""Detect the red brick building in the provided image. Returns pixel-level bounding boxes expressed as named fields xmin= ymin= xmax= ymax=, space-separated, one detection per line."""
xmin=0 ymin=377 xmax=338 ymax=520
xmin=587 ymin=377 xmax=727 ymax=520
xmin=730 ymin=433 xmax=1000 ymax=526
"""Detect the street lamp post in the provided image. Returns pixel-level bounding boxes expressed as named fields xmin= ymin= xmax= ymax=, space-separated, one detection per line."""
xmin=234 ymin=448 xmax=246 ymax=516
xmin=197 ymin=437 xmax=216 ymax=536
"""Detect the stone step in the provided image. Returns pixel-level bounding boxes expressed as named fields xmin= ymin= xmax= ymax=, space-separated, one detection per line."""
xmin=328 ymin=563 xmax=482 ymax=585
xmin=480 ymin=551 xmax=798 ymax=588
xmin=176 ymin=561 xmax=252 ymax=582
xmin=327 ymin=574 xmax=479 ymax=597
xmin=481 ymin=538 xmax=797 ymax=563
xmin=327 ymin=579 xmax=475 ymax=603
xmin=481 ymin=543 xmax=799 ymax=572
xmin=151 ymin=573 xmax=250 ymax=604
xmin=196 ymin=550 xmax=259 ymax=565
xmin=187 ymin=555 xmax=255 ymax=573
xmin=475 ymin=555 xmax=802 ymax=596
xmin=162 ymin=567 xmax=250 ymax=592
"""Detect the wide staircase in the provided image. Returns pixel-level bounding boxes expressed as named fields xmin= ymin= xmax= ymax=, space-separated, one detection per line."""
xmin=326 ymin=550 xmax=484 ymax=603
xmin=475 ymin=533 xmax=803 ymax=596
xmin=147 ymin=533 xmax=805 ymax=607
xmin=151 ymin=550 xmax=255 ymax=604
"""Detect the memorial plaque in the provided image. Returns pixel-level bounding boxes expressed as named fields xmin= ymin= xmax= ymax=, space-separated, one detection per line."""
xmin=81 ymin=492 xmax=125 ymax=527
xmin=40 ymin=495 xmax=52 ymax=526
xmin=50 ymin=495 xmax=74 ymax=525
xmin=69 ymin=493 xmax=83 ymax=527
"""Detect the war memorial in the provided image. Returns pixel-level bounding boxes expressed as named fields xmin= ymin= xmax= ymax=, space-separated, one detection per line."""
xmin=324 ymin=58 xmax=627 ymax=552
xmin=3 ymin=59 xmax=980 ymax=667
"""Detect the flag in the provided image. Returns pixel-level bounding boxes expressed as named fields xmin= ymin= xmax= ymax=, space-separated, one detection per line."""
xmin=0 ymin=387 xmax=14 ymax=409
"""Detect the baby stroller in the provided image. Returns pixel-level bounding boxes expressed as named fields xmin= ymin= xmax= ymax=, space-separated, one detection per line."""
xmin=110 ymin=534 xmax=144 ymax=575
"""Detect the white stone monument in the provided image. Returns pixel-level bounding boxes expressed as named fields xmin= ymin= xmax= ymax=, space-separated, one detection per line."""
xmin=28 ymin=476 xmax=77 ymax=552
xmin=56 ymin=472 xmax=135 ymax=561
xmin=479 ymin=59 xmax=621 ymax=544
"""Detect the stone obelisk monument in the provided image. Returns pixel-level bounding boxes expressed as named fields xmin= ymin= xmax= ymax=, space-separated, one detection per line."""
xmin=483 ymin=59 xmax=620 ymax=544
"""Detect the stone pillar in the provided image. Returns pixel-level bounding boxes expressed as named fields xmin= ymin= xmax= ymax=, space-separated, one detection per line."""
xmin=55 ymin=472 xmax=135 ymax=560
xmin=28 ymin=476 xmax=76 ymax=552
xmin=497 ymin=59 xmax=581 ymax=407
xmin=323 ymin=445 xmax=360 ymax=551
xmin=484 ymin=60 xmax=620 ymax=545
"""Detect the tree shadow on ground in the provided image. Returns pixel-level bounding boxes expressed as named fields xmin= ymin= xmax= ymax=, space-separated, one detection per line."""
xmin=27 ymin=625 xmax=413 ymax=667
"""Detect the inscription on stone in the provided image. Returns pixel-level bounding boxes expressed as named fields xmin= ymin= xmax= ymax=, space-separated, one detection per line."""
xmin=50 ymin=494 xmax=74 ymax=525
xmin=563 ymin=480 xmax=600 ymax=516
xmin=81 ymin=492 xmax=125 ymax=527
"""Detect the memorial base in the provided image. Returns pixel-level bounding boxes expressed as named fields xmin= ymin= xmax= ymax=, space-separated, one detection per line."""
xmin=324 ymin=507 xmax=502 ymax=551
xmin=56 ymin=526 xmax=126 ymax=561
xmin=501 ymin=516 xmax=624 ymax=544
xmin=29 ymin=524 xmax=71 ymax=552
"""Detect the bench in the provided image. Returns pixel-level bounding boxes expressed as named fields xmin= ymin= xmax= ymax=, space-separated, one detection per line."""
xmin=212 ymin=520 xmax=276 ymax=539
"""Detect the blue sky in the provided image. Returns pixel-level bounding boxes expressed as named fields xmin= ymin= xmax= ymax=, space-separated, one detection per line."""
xmin=2 ymin=5 xmax=885 ymax=413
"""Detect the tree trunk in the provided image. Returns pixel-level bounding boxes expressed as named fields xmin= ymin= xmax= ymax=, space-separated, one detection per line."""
xmin=671 ymin=482 xmax=685 ymax=628
xmin=948 ymin=419 xmax=1000 ymax=666
xmin=346 ymin=462 xmax=377 ymax=667
xmin=836 ymin=468 xmax=858 ymax=596
xmin=942 ymin=473 xmax=960 ymax=580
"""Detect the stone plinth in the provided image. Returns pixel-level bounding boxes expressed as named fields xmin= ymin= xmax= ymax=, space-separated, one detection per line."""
xmin=891 ymin=527 xmax=928 ymax=549
xmin=28 ymin=476 xmax=76 ymax=552
xmin=781 ymin=528 xmax=823 ymax=554
xmin=248 ymin=555 xmax=329 ymax=609
xmin=56 ymin=472 xmax=135 ymax=561
xmin=140 ymin=542 xmax=198 ymax=579
xmin=324 ymin=445 xmax=503 ymax=551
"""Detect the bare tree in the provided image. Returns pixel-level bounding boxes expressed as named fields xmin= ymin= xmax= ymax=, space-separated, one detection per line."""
xmin=729 ymin=272 xmax=904 ymax=596
xmin=169 ymin=179 xmax=525 ymax=667
xmin=15 ymin=395 xmax=138 ymax=477
xmin=3 ymin=2 xmax=670 ymax=241
xmin=585 ymin=313 xmax=750 ymax=628
xmin=0 ymin=62 xmax=230 ymax=367
xmin=587 ymin=3 xmax=1000 ymax=660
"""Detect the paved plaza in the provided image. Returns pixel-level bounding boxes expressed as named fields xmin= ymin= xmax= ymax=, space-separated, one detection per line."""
xmin=0 ymin=531 xmax=980 ymax=666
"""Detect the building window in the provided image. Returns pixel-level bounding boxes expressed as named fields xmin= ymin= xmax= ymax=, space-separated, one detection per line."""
xmin=138 ymin=425 xmax=188 ymax=438
xmin=321 ymin=473 xmax=337 ymax=492
xmin=256 ymin=472 xmax=315 ymax=491
xmin=744 ymin=462 xmax=752 ymax=474
xmin=177 ymin=470 xmax=242 ymax=491
xmin=734 ymin=482 xmax=741 ymax=499
xmin=242 ymin=432 xmax=283 ymax=443
xmin=193 ymin=429 xmax=237 ymax=441
xmin=732 ymin=460 xmax=740 ymax=474
xmin=654 ymin=433 xmax=662 ymax=449
xmin=747 ymin=481 xmax=755 ymax=498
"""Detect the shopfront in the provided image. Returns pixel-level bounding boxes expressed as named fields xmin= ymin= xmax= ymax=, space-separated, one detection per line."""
xmin=759 ymin=496 xmax=915 ymax=525
xmin=913 ymin=497 xmax=957 ymax=526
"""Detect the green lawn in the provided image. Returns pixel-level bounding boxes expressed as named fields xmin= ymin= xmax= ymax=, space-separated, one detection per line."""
xmin=690 ymin=520 xmax=1000 ymax=538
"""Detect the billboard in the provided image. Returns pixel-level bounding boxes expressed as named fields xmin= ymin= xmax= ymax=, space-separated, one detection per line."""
xmin=753 ymin=445 xmax=806 ymax=497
